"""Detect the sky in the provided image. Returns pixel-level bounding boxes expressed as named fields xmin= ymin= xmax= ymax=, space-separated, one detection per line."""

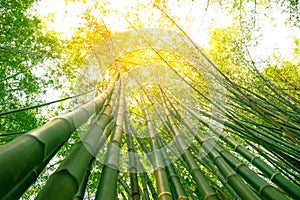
xmin=33 ymin=0 xmax=299 ymax=64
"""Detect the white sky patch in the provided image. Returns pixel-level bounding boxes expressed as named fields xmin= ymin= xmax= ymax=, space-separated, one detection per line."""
xmin=259 ymin=23 xmax=293 ymax=58
xmin=34 ymin=0 xmax=299 ymax=62
xmin=249 ymin=7 xmax=299 ymax=63
xmin=34 ymin=0 xmax=86 ymax=39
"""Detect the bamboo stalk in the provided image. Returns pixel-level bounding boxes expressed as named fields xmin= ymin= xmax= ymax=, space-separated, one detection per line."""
xmin=124 ymin=110 xmax=140 ymax=200
xmin=95 ymin=78 xmax=125 ymax=200
xmin=157 ymin=86 xmax=219 ymax=200
xmin=215 ymin=145 xmax=288 ymax=200
xmin=138 ymin=91 xmax=173 ymax=200
xmin=36 ymin=92 xmax=116 ymax=199
xmin=130 ymin=124 xmax=158 ymax=200
xmin=177 ymin=92 xmax=300 ymax=198
xmin=0 ymin=77 xmax=117 ymax=198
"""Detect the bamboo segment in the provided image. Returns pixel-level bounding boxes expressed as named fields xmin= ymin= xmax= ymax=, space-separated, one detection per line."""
xmin=202 ymin=140 xmax=261 ymax=200
xmin=161 ymin=86 xmax=286 ymax=200
xmin=125 ymin=111 xmax=140 ymax=200
xmin=35 ymin=93 xmax=116 ymax=199
xmin=157 ymin=87 xmax=219 ymax=200
xmin=169 ymin=90 xmax=300 ymax=199
xmin=170 ymin=102 xmax=288 ymax=200
xmin=1 ymin=147 xmax=57 ymax=200
xmin=191 ymin=149 xmax=241 ymax=200
xmin=140 ymin=172 xmax=151 ymax=200
xmin=216 ymin=146 xmax=288 ymax=200
xmin=118 ymin=175 xmax=132 ymax=198
xmin=129 ymin=112 xmax=188 ymax=200
xmin=130 ymin=124 xmax=159 ymax=200
xmin=160 ymin=141 xmax=188 ymax=200
xmin=73 ymin=158 xmax=93 ymax=200
xmin=95 ymin=79 xmax=125 ymax=200
xmin=141 ymin=87 xmax=189 ymax=199
xmin=217 ymin=132 xmax=300 ymax=199
xmin=1 ymin=25 xmax=300 ymax=200
xmin=0 ymin=79 xmax=116 ymax=198
xmin=138 ymin=92 xmax=173 ymax=200
xmin=37 ymin=110 xmax=115 ymax=199
xmin=233 ymin=143 xmax=300 ymax=199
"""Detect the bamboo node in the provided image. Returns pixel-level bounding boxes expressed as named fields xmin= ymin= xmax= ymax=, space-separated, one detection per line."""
xmin=157 ymin=191 xmax=172 ymax=199
xmin=270 ymin=172 xmax=280 ymax=181
xmin=250 ymin=155 xmax=260 ymax=164
xmin=154 ymin=166 xmax=165 ymax=171
xmin=258 ymin=184 xmax=271 ymax=195
xmin=203 ymin=192 xmax=217 ymax=200
xmin=233 ymin=144 xmax=241 ymax=151
xmin=234 ymin=163 xmax=244 ymax=172
xmin=226 ymin=172 xmax=237 ymax=183
xmin=53 ymin=116 xmax=74 ymax=131
xmin=178 ymin=195 xmax=188 ymax=200
xmin=190 ymin=166 xmax=200 ymax=174
xmin=168 ymin=174 xmax=178 ymax=179
xmin=213 ymin=154 xmax=222 ymax=163
xmin=79 ymin=106 xmax=92 ymax=116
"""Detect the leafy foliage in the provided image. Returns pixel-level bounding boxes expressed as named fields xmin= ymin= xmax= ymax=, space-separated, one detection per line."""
xmin=0 ymin=0 xmax=62 ymax=142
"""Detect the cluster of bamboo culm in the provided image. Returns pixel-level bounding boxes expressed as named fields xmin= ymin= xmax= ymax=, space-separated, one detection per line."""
xmin=0 ymin=47 xmax=299 ymax=200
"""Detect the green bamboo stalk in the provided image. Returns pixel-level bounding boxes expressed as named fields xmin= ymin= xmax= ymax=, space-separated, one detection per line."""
xmin=178 ymin=94 xmax=300 ymax=198
xmin=226 ymin=128 xmax=299 ymax=183
xmin=95 ymin=79 xmax=125 ymax=200
xmin=168 ymin=89 xmax=300 ymax=198
xmin=224 ymin=97 xmax=300 ymax=151
xmin=0 ymin=77 xmax=117 ymax=198
xmin=140 ymin=88 xmax=191 ymax=200
xmin=161 ymin=86 xmax=276 ymax=199
xmin=130 ymin=124 xmax=158 ymax=200
xmin=130 ymin=108 xmax=188 ymax=200
xmin=138 ymin=92 xmax=173 ymax=200
xmin=158 ymin=139 xmax=188 ymax=200
xmin=138 ymin=187 xmax=146 ymax=200
xmin=119 ymin=187 xmax=129 ymax=200
xmin=35 ymin=101 xmax=115 ymax=200
xmin=179 ymin=99 xmax=289 ymax=198
xmin=226 ymin=82 xmax=299 ymax=145
xmin=191 ymin=148 xmax=241 ymax=200
xmin=244 ymin=56 xmax=300 ymax=112
xmin=232 ymin=82 xmax=300 ymax=123
xmin=73 ymin=158 xmax=94 ymax=200
xmin=156 ymin=133 xmax=201 ymax=199
xmin=175 ymin=122 xmax=240 ymax=200
xmin=157 ymin=86 xmax=219 ymax=200
xmin=118 ymin=175 xmax=132 ymax=198
xmin=139 ymin=172 xmax=151 ymax=200
xmin=254 ymin=142 xmax=300 ymax=185
xmin=201 ymin=140 xmax=261 ymax=200
xmin=157 ymin=116 xmax=235 ymax=200
xmin=1 ymin=143 xmax=59 ymax=200
xmin=222 ymin=135 xmax=300 ymax=199
xmin=37 ymin=119 xmax=114 ymax=199
xmin=223 ymin=109 xmax=300 ymax=165
xmin=125 ymin=111 xmax=140 ymax=200
xmin=215 ymin=145 xmax=288 ymax=200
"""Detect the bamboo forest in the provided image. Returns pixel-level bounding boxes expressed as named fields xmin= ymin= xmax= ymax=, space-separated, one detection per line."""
xmin=1 ymin=0 xmax=300 ymax=199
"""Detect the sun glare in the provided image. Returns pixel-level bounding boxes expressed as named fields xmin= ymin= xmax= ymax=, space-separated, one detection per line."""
xmin=35 ymin=0 xmax=86 ymax=39
xmin=35 ymin=0 xmax=299 ymax=61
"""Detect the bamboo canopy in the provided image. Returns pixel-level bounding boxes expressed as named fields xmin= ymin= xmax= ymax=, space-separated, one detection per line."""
xmin=0 ymin=28 xmax=299 ymax=200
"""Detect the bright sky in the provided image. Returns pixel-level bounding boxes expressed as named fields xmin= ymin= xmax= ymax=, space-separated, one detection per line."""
xmin=34 ymin=0 xmax=299 ymax=62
